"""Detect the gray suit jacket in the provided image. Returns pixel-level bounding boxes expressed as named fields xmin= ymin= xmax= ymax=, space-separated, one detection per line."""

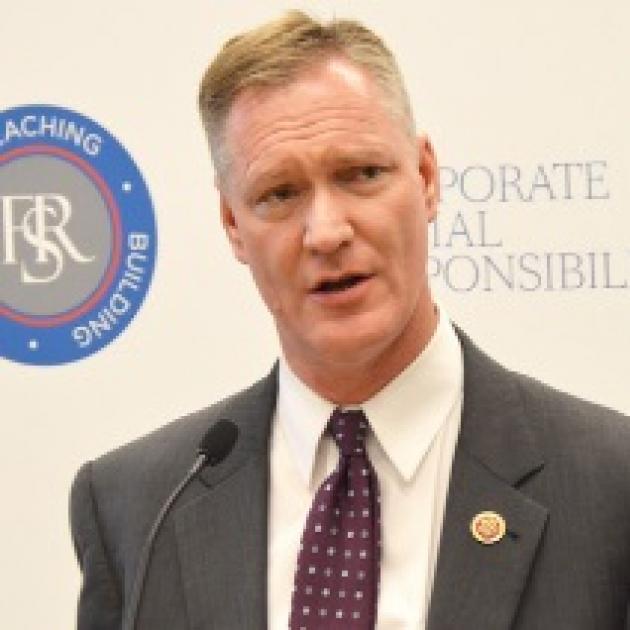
xmin=71 ymin=333 xmax=630 ymax=629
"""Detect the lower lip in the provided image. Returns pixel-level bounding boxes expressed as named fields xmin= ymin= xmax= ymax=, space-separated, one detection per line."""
xmin=309 ymin=276 xmax=374 ymax=306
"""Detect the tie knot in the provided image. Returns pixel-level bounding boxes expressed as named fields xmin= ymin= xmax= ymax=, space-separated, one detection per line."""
xmin=328 ymin=408 xmax=368 ymax=457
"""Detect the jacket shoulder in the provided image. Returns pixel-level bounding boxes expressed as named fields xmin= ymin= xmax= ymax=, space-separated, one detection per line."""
xmin=508 ymin=369 xmax=630 ymax=506
xmin=512 ymin=369 xmax=630 ymax=448
xmin=70 ymin=369 xmax=276 ymax=595
xmin=91 ymin=369 xmax=275 ymax=485
xmin=458 ymin=327 xmax=630 ymax=486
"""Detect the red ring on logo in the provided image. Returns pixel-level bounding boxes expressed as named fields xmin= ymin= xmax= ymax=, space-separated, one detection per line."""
xmin=0 ymin=144 xmax=123 ymax=327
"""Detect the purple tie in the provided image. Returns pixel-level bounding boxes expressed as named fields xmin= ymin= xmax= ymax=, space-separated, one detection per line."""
xmin=289 ymin=408 xmax=381 ymax=629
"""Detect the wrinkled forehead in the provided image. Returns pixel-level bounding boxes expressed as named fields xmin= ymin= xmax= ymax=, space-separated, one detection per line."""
xmin=219 ymin=60 xmax=415 ymax=191
xmin=225 ymin=58 xmax=413 ymax=159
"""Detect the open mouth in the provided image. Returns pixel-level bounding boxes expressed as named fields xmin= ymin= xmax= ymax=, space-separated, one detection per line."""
xmin=313 ymin=274 xmax=371 ymax=294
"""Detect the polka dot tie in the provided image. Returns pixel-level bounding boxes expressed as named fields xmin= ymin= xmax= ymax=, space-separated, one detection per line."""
xmin=289 ymin=409 xmax=381 ymax=629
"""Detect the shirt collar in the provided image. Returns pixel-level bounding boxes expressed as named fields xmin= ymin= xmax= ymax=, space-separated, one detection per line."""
xmin=276 ymin=305 xmax=463 ymax=485
xmin=363 ymin=309 xmax=463 ymax=481
xmin=277 ymin=356 xmax=335 ymax=486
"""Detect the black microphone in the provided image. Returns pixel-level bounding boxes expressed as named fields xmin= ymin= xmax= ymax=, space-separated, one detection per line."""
xmin=199 ymin=419 xmax=239 ymax=465
xmin=122 ymin=419 xmax=239 ymax=630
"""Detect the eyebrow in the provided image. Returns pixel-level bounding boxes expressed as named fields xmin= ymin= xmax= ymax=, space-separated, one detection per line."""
xmin=242 ymin=136 xmax=398 ymax=192
xmin=244 ymin=160 xmax=299 ymax=190
xmin=323 ymin=146 xmax=393 ymax=166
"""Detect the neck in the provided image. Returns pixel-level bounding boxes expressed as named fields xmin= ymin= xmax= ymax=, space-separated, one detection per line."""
xmin=283 ymin=305 xmax=439 ymax=405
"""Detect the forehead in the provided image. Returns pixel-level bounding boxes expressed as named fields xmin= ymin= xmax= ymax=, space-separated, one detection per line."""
xmin=222 ymin=59 xmax=413 ymax=183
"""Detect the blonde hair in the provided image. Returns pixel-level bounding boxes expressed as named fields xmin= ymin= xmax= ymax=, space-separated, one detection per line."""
xmin=198 ymin=10 xmax=415 ymax=179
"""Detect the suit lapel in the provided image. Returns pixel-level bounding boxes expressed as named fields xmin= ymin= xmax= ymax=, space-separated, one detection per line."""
xmin=428 ymin=332 xmax=548 ymax=630
xmin=174 ymin=368 xmax=277 ymax=630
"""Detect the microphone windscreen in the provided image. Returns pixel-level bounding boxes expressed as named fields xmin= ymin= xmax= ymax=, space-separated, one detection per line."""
xmin=198 ymin=419 xmax=239 ymax=466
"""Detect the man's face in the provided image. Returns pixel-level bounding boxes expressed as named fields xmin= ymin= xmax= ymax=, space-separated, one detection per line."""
xmin=219 ymin=58 xmax=438 ymax=379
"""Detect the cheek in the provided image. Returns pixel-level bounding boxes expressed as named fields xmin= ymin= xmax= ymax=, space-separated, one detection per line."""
xmin=248 ymin=251 xmax=282 ymax=311
xmin=387 ymin=196 xmax=428 ymax=268
xmin=377 ymin=202 xmax=429 ymax=303
xmin=241 ymin=231 xmax=299 ymax=315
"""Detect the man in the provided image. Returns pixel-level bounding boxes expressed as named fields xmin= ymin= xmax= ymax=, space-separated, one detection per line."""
xmin=70 ymin=11 xmax=630 ymax=630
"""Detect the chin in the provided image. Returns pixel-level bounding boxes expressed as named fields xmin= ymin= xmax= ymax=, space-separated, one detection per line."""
xmin=307 ymin=322 xmax=401 ymax=367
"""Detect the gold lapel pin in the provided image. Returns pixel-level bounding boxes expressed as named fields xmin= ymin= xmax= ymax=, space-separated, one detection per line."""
xmin=470 ymin=511 xmax=506 ymax=545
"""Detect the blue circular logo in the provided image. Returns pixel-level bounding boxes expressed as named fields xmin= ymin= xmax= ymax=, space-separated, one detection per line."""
xmin=0 ymin=105 xmax=157 ymax=365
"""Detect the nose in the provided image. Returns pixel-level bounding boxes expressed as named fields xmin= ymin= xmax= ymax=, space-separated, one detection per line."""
xmin=302 ymin=189 xmax=353 ymax=255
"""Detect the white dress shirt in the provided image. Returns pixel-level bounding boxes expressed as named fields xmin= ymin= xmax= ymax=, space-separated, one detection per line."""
xmin=268 ymin=309 xmax=464 ymax=629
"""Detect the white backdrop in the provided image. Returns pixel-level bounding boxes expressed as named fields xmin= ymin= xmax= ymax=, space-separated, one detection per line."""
xmin=2 ymin=1 xmax=628 ymax=628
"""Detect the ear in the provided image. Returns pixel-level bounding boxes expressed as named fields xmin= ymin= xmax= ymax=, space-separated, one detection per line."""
xmin=219 ymin=192 xmax=249 ymax=264
xmin=417 ymin=134 xmax=439 ymax=223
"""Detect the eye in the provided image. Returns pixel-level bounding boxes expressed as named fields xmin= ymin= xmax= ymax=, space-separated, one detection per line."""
xmin=358 ymin=165 xmax=384 ymax=180
xmin=259 ymin=184 xmax=297 ymax=204
xmin=253 ymin=183 xmax=300 ymax=219
xmin=338 ymin=164 xmax=388 ymax=184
